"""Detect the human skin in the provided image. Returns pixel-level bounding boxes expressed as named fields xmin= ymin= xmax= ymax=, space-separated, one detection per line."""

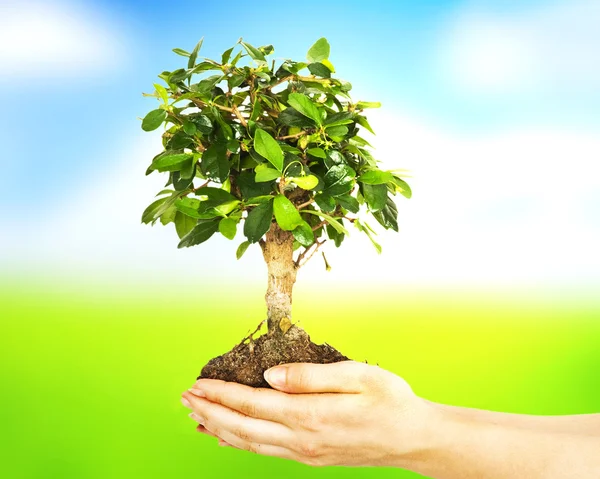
xmin=180 ymin=361 xmax=600 ymax=478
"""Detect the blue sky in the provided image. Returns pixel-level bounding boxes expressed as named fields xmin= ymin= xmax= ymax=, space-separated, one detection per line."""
xmin=1 ymin=0 xmax=599 ymax=288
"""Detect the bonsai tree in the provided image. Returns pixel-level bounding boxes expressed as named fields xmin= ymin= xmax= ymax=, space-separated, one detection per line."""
xmin=140 ymin=37 xmax=411 ymax=387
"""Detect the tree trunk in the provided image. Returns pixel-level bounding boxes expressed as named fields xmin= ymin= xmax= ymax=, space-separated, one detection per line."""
xmin=262 ymin=223 xmax=297 ymax=335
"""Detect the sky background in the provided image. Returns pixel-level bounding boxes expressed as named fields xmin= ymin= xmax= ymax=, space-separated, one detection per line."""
xmin=1 ymin=0 xmax=599 ymax=292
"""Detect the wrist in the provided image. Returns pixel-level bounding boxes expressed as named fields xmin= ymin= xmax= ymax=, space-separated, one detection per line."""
xmin=387 ymin=397 xmax=449 ymax=470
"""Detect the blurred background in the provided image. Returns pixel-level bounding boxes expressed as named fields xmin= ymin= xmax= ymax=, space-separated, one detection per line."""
xmin=1 ymin=0 xmax=598 ymax=477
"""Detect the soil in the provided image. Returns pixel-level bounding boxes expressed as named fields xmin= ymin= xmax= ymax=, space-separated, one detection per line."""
xmin=198 ymin=323 xmax=349 ymax=388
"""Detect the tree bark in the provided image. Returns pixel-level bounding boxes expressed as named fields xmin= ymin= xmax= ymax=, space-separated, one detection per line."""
xmin=262 ymin=223 xmax=297 ymax=335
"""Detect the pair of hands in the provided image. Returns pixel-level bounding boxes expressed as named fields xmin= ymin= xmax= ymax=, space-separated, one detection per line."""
xmin=181 ymin=361 xmax=433 ymax=467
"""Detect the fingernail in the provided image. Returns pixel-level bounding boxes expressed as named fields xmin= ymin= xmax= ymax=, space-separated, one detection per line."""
xmin=264 ymin=366 xmax=286 ymax=387
xmin=189 ymin=412 xmax=204 ymax=424
xmin=218 ymin=440 xmax=230 ymax=447
xmin=181 ymin=396 xmax=192 ymax=408
xmin=188 ymin=388 xmax=206 ymax=398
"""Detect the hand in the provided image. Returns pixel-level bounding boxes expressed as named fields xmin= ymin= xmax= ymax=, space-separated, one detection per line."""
xmin=180 ymin=360 xmax=435 ymax=467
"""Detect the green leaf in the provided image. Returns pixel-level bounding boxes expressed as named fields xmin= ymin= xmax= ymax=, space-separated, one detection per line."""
xmin=142 ymin=197 xmax=168 ymax=224
xmin=324 ymin=164 xmax=355 ymax=197
xmin=213 ymin=200 xmax=240 ymax=217
xmin=152 ymin=153 xmax=193 ymax=172
xmin=356 ymin=101 xmax=381 ymax=109
xmin=244 ymin=200 xmax=273 ymax=243
xmin=240 ymin=41 xmax=266 ymax=63
xmin=195 ymin=187 xmax=236 ymax=203
xmin=307 ymin=62 xmax=331 ymax=78
xmin=326 ymin=224 xmax=344 ymax=247
xmin=324 ymin=111 xmax=353 ymax=127
xmin=306 ymin=147 xmax=326 ymax=158
xmin=172 ymin=48 xmax=190 ymax=57
xmin=278 ymin=107 xmax=315 ymax=128
xmin=287 ymin=93 xmax=322 ymax=126
xmin=355 ymin=220 xmax=382 ymax=253
xmin=324 ymin=149 xmax=345 ymax=169
xmin=172 ymin=170 xmax=193 ymax=191
xmin=290 ymin=175 xmax=318 ymax=190
xmin=160 ymin=205 xmax=176 ymax=225
xmin=170 ymin=68 xmax=190 ymax=83
xmin=189 ymin=113 xmax=213 ymax=135
xmin=325 ymin=125 xmax=348 ymax=139
xmin=259 ymin=44 xmax=274 ymax=55
xmin=273 ymin=194 xmax=303 ymax=231
xmin=141 ymin=109 xmax=167 ymax=131
xmin=174 ymin=211 xmax=197 ymax=238
xmin=373 ymin=196 xmax=399 ymax=232
xmin=201 ymin=144 xmax=229 ymax=182
xmin=177 ymin=218 xmax=220 ymax=248
xmin=336 ymin=194 xmax=360 ymax=213
xmin=228 ymin=73 xmax=246 ymax=89
xmin=219 ymin=217 xmax=238 ymax=240
xmin=302 ymin=209 xmax=349 ymax=235
xmin=237 ymin=171 xmax=272 ymax=199
xmin=167 ymin=130 xmax=193 ymax=149
xmin=183 ymin=120 xmax=197 ymax=135
xmin=358 ymin=169 xmax=395 ymax=185
xmin=392 ymin=176 xmax=412 ymax=199
xmin=356 ymin=116 xmax=375 ymax=135
xmin=245 ymin=195 xmax=274 ymax=205
xmin=175 ymin=197 xmax=203 ymax=218
xmin=222 ymin=47 xmax=234 ymax=64
xmin=188 ymin=37 xmax=203 ymax=69
xmin=194 ymin=75 xmax=222 ymax=94
xmin=362 ymin=183 xmax=387 ymax=212
xmin=292 ymin=221 xmax=314 ymax=247
xmin=255 ymin=165 xmax=281 ymax=182
xmin=306 ymin=37 xmax=330 ymax=63
xmin=153 ymin=83 xmax=169 ymax=104
xmin=236 ymin=241 xmax=250 ymax=259
xmin=254 ymin=129 xmax=283 ymax=171
xmin=314 ymin=193 xmax=336 ymax=212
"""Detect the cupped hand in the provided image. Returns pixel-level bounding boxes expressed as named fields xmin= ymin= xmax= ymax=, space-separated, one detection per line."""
xmin=180 ymin=360 xmax=435 ymax=467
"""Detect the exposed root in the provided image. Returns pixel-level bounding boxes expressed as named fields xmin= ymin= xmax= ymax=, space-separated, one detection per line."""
xmin=199 ymin=324 xmax=349 ymax=388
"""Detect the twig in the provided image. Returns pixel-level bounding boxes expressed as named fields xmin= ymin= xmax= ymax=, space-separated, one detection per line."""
xmin=190 ymin=98 xmax=234 ymax=114
xmin=277 ymin=131 xmax=307 ymax=141
xmin=297 ymin=198 xmax=314 ymax=210
xmin=267 ymin=75 xmax=293 ymax=90
xmin=193 ymin=180 xmax=210 ymax=192
xmin=311 ymin=220 xmax=327 ymax=231
xmin=295 ymin=239 xmax=326 ymax=268
xmin=231 ymin=104 xmax=248 ymax=127
xmin=234 ymin=319 xmax=267 ymax=350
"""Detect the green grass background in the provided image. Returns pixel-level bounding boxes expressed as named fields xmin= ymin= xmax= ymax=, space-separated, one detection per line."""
xmin=1 ymin=279 xmax=599 ymax=478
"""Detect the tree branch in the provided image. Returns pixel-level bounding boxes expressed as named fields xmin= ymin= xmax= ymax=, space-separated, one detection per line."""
xmin=277 ymin=131 xmax=307 ymax=141
xmin=297 ymin=198 xmax=314 ymax=210
xmin=311 ymin=220 xmax=327 ymax=231
xmin=295 ymin=239 xmax=326 ymax=268
xmin=231 ymin=104 xmax=248 ymax=127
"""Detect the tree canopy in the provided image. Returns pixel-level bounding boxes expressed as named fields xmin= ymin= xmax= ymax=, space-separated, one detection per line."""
xmin=141 ymin=37 xmax=411 ymax=265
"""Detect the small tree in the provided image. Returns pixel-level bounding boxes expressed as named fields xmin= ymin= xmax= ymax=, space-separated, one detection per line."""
xmin=141 ymin=38 xmax=411 ymax=386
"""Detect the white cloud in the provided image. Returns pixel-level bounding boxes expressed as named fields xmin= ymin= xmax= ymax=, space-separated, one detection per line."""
xmin=3 ymin=113 xmax=599 ymax=290
xmin=440 ymin=0 xmax=600 ymax=94
xmin=0 ymin=0 xmax=126 ymax=76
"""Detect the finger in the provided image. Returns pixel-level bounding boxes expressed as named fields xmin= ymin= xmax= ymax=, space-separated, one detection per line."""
xmin=214 ymin=427 xmax=298 ymax=461
xmin=193 ymin=419 xmax=217 ymax=438
xmin=264 ymin=360 xmax=375 ymax=394
xmin=182 ymin=391 xmax=294 ymax=448
xmin=189 ymin=379 xmax=297 ymax=425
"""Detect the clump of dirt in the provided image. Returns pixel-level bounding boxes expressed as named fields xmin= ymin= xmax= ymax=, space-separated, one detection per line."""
xmin=199 ymin=323 xmax=349 ymax=388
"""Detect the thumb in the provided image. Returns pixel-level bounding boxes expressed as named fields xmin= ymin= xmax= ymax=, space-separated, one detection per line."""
xmin=264 ymin=361 xmax=371 ymax=393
